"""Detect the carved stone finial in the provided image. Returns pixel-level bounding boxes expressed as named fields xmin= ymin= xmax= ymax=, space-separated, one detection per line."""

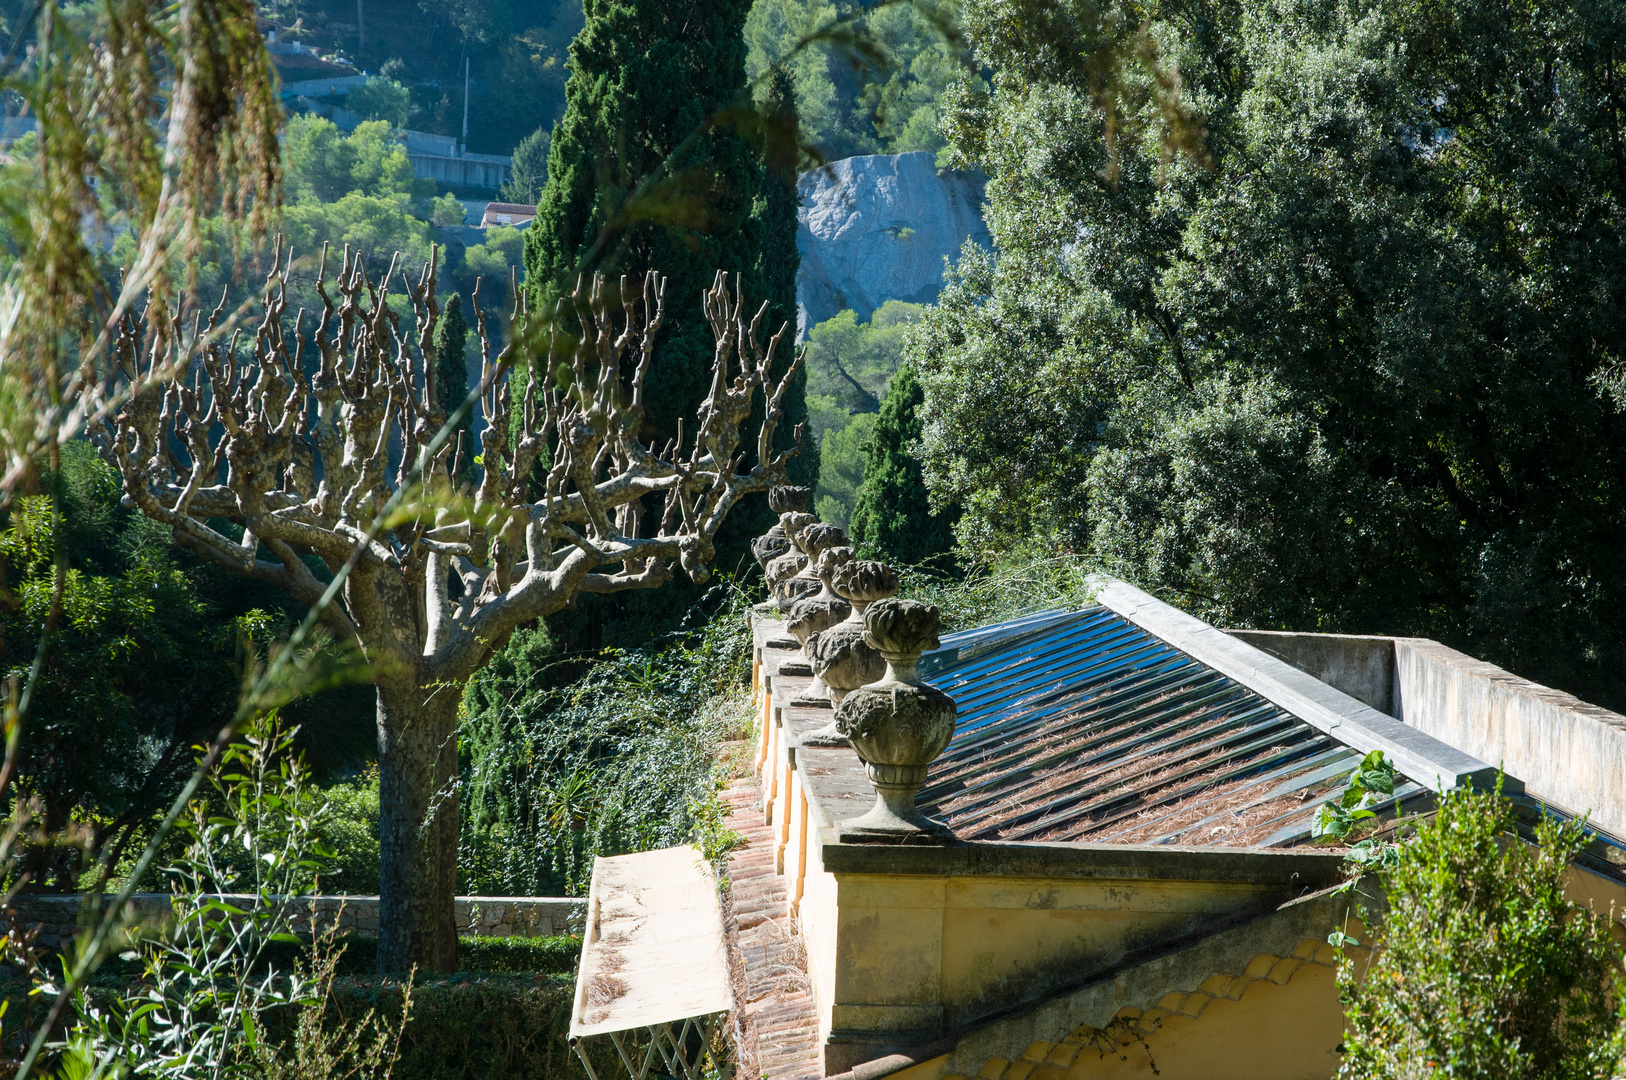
xmin=861 ymin=597 xmax=942 ymax=683
xmin=752 ymin=529 xmax=791 ymax=569
xmin=769 ymin=512 xmax=821 ymax=610
xmin=769 ymin=486 xmax=814 ymax=515
xmin=780 ymin=511 xmax=818 ymax=543
xmin=753 ymin=490 xmax=812 ymax=576
xmin=798 ymin=561 xmax=901 ymax=747
xmin=833 ymin=599 xmax=956 ymax=838
xmin=795 ymin=523 xmax=847 ymax=561
xmin=831 ymin=560 xmax=901 ymax=614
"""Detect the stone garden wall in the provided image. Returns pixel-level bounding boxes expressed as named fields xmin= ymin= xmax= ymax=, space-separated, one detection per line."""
xmin=8 ymin=894 xmax=585 ymax=949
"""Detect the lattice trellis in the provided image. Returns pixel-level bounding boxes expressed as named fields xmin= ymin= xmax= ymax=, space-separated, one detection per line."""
xmin=572 ymin=1011 xmax=734 ymax=1080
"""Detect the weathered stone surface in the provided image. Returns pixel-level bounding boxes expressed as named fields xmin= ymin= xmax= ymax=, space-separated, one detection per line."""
xmin=835 ymin=599 xmax=957 ymax=835
xmin=752 ymin=527 xmax=792 ymax=569
xmin=796 ymin=151 xmax=990 ymax=336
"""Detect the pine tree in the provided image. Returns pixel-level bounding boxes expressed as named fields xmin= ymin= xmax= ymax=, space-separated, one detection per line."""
xmin=433 ymin=292 xmax=472 ymax=476
xmin=850 ymin=365 xmax=957 ymax=565
xmin=520 ymin=0 xmax=809 ymax=646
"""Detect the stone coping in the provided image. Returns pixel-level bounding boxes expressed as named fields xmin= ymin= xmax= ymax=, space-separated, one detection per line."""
xmin=817 ymin=840 xmax=1347 ymax=887
xmin=8 ymin=893 xmax=584 ymax=948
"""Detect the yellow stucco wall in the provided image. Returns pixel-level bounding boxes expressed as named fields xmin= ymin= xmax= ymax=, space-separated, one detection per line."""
xmin=829 ymin=871 xmax=1289 ymax=1029
xmin=895 ymin=956 xmax=1347 ymax=1080
xmin=754 ymin=642 xmax=1626 ymax=1079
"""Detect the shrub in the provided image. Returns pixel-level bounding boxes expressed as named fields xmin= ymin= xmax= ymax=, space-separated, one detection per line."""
xmin=318 ymin=767 xmax=382 ymax=894
xmin=459 ymin=582 xmax=756 ymax=896
xmin=289 ymin=974 xmax=617 ymax=1080
xmin=347 ymin=77 xmax=410 ymax=128
xmin=1337 ymin=786 xmax=1626 ymax=1078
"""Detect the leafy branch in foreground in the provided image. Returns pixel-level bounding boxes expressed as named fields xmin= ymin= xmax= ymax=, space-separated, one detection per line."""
xmin=1335 ymin=786 xmax=1626 ymax=1079
xmin=39 ymin=715 xmax=413 ymax=1080
xmin=0 ymin=0 xmax=282 ymax=493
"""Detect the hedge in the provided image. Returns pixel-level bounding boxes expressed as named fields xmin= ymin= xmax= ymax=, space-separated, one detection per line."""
xmin=266 ymin=972 xmax=618 ymax=1080
xmin=3 ymin=936 xmax=602 ymax=1080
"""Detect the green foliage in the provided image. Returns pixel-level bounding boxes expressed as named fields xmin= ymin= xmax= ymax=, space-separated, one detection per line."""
xmin=276 ymin=973 xmax=614 ymax=1080
xmin=278 ymin=0 xmax=581 ymax=155
xmin=849 ymin=365 xmax=957 ymax=565
xmin=0 ymin=444 xmax=240 ymax=890
xmin=452 ymin=226 xmax=526 ymax=303
xmin=1312 ymin=751 xmax=1397 ymax=844
xmin=898 ymin=552 xmax=1095 ymax=633
xmin=1336 ymin=787 xmax=1626 ymax=1077
xmin=52 ymin=716 xmax=409 ymax=1080
xmin=284 ymin=116 xmax=416 ymax=204
xmin=524 ymin=0 xmax=768 ymax=442
xmin=813 ymin=412 xmax=874 ymax=528
xmin=316 ymin=769 xmax=382 ymax=895
xmin=804 ymin=303 xmax=921 ymax=439
xmin=914 ymin=0 xmax=1626 ymax=710
xmin=284 ymin=192 xmax=434 ymax=271
xmin=743 ymin=0 xmax=973 ymax=159
xmin=429 ymin=192 xmax=467 ymax=227
xmin=500 ymin=128 xmax=550 ymax=205
xmin=802 ymin=302 xmax=922 ymax=525
xmin=250 ymin=935 xmax=583 ymax=978
xmin=347 ymin=77 xmax=412 ymax=128
xmin=433 ymin=293 xmax=470 ymax=413
xmin=459 ymin=583 xmax=757 ymax=896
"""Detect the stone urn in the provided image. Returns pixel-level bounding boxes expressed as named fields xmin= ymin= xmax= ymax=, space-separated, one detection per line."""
xmin=770 ymin=485 xmax=813 ymax=516
xmin=752 ymin=487 xmax=814 ymax=571
xmin=787 ymin=544 xmax=854 ymax=707
xmin=781 ymin=522 xmax=847 ymax=621
xmin=798 ymin=561 xmax=900 ymax=747
xmin=768 ymin=512 xmax=819 ymax=612
xmin=834 ymin=599 xmax=957 ymax=838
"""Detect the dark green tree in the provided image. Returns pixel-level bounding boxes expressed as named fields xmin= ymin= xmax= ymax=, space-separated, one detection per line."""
xmin=520 ymin=0 xmax=804 ymax=647
xmin=757 ymin=65 xmax=817 ymax=489
xmin=523 ymin=0 xmax=767 ymax=444
xmin=500 ymin=127 xmax=551 ymax=205
xmin=850 ymin=365 xmax=957 ymax=565
xmin=433 ymin=291 xmax=472 ymax=475
xmin=914 ymin=0 xmax=1626 ymax=709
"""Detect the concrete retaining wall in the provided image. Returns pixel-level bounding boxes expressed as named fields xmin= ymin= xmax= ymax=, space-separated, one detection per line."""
xmin=9 ymin=894 xmax=584 ymax=949
xmin=1393 ymin=639 xmax=1626 ymax=837
xmin=1224 ymin=630 xmax=1400 ymax=717
xmin=1219 ymin=625 xmax=1626 ymax=839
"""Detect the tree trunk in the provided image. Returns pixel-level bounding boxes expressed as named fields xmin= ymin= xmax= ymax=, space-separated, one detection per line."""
xmin=375 ymin=682 xmax=461 ymax=973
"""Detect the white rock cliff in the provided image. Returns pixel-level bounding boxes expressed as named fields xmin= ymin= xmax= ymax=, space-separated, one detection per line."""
xmin=796 ymin=151 xmax=990 ymax=337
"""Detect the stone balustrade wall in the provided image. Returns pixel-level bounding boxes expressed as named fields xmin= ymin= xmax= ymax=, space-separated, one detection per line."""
xmin=7 ymin=894 xmax=585 ymax=949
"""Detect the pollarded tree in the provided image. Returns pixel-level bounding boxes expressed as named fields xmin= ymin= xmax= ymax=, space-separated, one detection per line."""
xmin=101 ymin=245 xmax=802 ymax=974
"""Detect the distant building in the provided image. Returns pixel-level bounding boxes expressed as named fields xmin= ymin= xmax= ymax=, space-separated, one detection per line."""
xmin=481 ymin=202 xmax=536 ymax=228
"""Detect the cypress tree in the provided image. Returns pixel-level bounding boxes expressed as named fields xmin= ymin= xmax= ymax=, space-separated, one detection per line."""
xmin=850 ymin=365 xmax=958 ymax=565
xmin=523 ymin=0 xmax=767 ymax=443
xmin=756 ymin=66 xmax=817 ymax=488
xmin=520 ymin=0 xmax=810 ymax=646
xmin=433 ymin=292 xmax=472 ymax=476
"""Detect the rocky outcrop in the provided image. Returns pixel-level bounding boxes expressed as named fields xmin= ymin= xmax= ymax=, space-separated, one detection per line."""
xmin=796 ymin=151 xmax=989 ymax=336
